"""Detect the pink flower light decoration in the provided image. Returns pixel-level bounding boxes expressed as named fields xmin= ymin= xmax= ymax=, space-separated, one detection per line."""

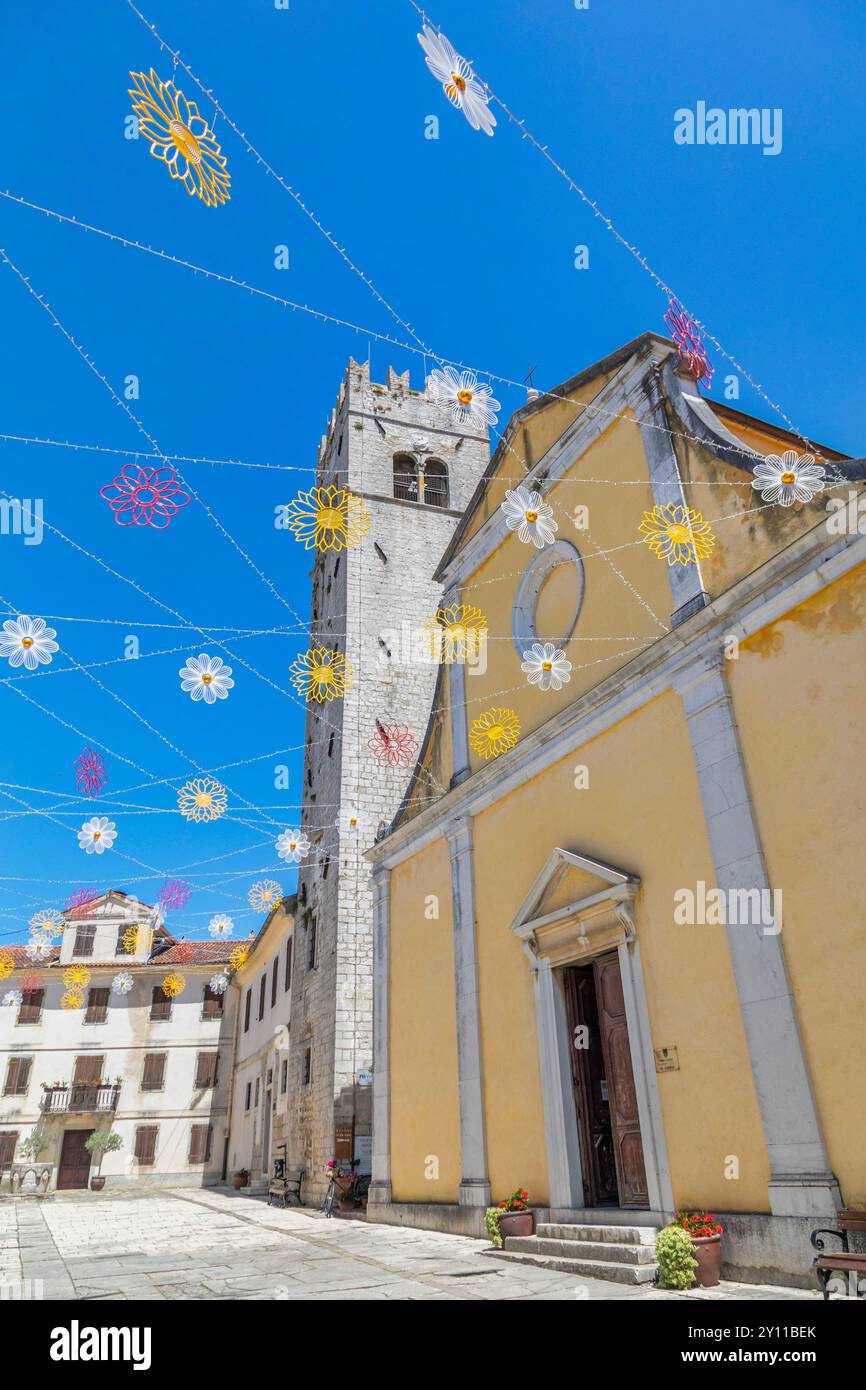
xmin=65 ymin=887 xmax=96 ymax=912
xmin=367 ymin=721 xmax=419 ymax=769
xmin=663 ymin=298 xmax=714 ymax=387
xmin=158 ymin=879 xmax=191 ymax=912
xmin=99 ymin=463 xmax=191 ymax=529
xmin=20 ymin=970 xmax=42 ymax=993
xmin=74 ymin=747 xmax=107 ymax=798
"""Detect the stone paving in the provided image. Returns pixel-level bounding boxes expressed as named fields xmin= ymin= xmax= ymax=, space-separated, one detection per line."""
xmin=0 ymin=1189 xmax=822 ymax=1301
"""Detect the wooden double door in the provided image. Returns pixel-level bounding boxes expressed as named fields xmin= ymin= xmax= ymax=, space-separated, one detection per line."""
xmin=564 ymin=953 xmax=648 ymax=1209
xmin=56 ymin=1129 xmax=94 ymax=1190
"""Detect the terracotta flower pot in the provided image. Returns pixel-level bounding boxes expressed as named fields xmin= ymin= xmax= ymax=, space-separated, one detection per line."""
xmin=89 ymin=1176 xmax=105 ymax=1192
xmin=692 ymin=1233 xmax=722 ymax=1287
xmin=498 ymin=1210 xmax=534 ymax=1241
xmin=233 ymin=1173 xmax=248 ymax=1190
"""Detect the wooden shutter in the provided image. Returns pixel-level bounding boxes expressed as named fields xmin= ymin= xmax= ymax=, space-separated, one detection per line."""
xmin=141 ymin=1053 xmax=166 ymax=1091
xmin=18 ymin=989 xmax=44 ymax=1024
xmin=116 ymin=926 xmax=130 ymax=956
xmin=73 ymin=1055 xmax=104 ymax=1085
xmin=85 ymin=988 xmax=109 ymax=1024
xmin=73 ymin=925 xmax=95 ymax=957
xmin=134 ymin=1125 xmax=158 ymax=1165
xmin=243 ymin=989 xmax=251 ymax=1032
xmin=271 ymin=959 xmax=278 ymax=1008
xmin=284 ymin=939 xmax=293 ymax=992
xmin=194 ymin=1052 xmax=219 ymax=1089
xmin=3 ymin=1058 xmax=31 ymax=1095
xmin=202 ymin=984 xmax=223 ymax=1019
xmin=0 ymin=1132 xmax=18 ymax=1172
xmin=188 ymin=1123 xmax=212 ymax=1164
xmin=307 ymin=918 xmax=317 ymax=971
xmin=150 ymin=986 xmax=171 ymax=1021
xmin=258 ymin=974 xmax=266 ymax=1020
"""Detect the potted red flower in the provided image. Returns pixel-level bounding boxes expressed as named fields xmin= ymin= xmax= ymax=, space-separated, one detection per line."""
xmin=675 ymin=1209 xmax=724 ymax=1287
xmin=233 ymin=1168 xmax=250 ymax=1190
xmin=495 ymin=1188 xmax=534 ymax=1241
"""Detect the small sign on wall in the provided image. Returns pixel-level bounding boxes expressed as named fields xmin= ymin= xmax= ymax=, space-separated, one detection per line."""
xmin=654 ymin=1046 xmax=680 ymax=1073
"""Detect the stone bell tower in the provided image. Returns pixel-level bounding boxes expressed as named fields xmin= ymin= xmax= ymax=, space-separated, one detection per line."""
xmin=285 ymin=359 xmax=490 ymax=1199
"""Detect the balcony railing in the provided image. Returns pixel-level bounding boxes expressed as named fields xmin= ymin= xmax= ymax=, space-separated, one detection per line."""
xmin=39 ymin=1083 xmax=121 ymax=1114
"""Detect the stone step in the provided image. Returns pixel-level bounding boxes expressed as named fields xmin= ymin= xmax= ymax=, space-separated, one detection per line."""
xmin=536 ymin=1222 xmax=659 ymax=1246
xmin=507 ymin=1235 xmax=656 ymax=1265
xmin=488 ymin=1245 xmax=658 ymax=1286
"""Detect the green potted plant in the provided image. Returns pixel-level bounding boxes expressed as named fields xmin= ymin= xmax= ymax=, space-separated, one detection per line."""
xmin=655 ymin=1224 xmax=699 ymax=1289
xmin=83 ymin=1129 xmax=123 ymax=1190
xmin=489 ymin=1188 xmax=533 ymax=1242
xmin=674 ymin=1210 xmax=723 ymax=1287
xmin=233 ymin=1168 xmax=250 ymax=1190
xmin=18 ymin=1128 xmax=50 ymax=1160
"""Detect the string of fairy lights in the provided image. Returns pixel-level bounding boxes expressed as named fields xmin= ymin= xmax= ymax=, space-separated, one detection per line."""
xmin=0 ymin=4 xmax=853 ymax=1011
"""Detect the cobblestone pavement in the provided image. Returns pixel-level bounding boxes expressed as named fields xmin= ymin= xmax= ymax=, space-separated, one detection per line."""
xmin=0 ymin=1189 xmax=822 ymax=1301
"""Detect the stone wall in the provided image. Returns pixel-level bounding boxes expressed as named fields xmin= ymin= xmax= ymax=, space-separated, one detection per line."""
xmin=286 ymin=359 xmax=489 ymax=1201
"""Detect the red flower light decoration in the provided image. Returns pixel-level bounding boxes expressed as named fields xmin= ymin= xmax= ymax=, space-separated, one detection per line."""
xmin=663 ymin=298 xmax=714 ymax=387
xmin=99 ymin=463 xmax=191 ymax=529
xmin=367 ymin=721 xmax=419 ymax=769
xmin=158 ymin=879 xmax=191 ymax=912
xmin=20 ymin=970 xmax=42 ymax=992
xmin=74 ymin=747 xmax=107 ymax=798
xmin=65 ymin=887 xmax=96 ymax=911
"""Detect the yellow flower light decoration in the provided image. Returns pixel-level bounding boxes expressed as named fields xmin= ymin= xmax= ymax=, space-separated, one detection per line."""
xmin=121 ymin=925 xmax=141 ymax=955
xmin=0 ymin=951 xmax=13 ymax=981
xmin=289 ymin=647 xmax=353 ymax=703
xmin=178 ymin=777 xmax=228 ymax=824
xmin=424 ymin=603 xmax=488 ymax=663
xmin=63 ymin=965 xmax=91 ymax=990
xmin=639 ymin=503 xmax=716 ymax=567
xmin=248 ymin=880 xmax=283 ymax=912
xmin=282 ymin=486 xmax=371 ymax=552
xmin=229 ymin=944 xmax=250 ymax=974
xmin=129 ymin=70 xmax=231 ymax=208
xmin=469 ymin=707 xmax=521 ymax=761
xmin=29 ymin=909 xmax=64 ymax=938
xmin=61 ymin=989 xmax=84 ymax=1011
xmin=162 ymin=972 xmax=186 ymax=999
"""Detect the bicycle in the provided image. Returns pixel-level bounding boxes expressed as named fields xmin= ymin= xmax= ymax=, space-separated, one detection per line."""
xmin=322 ymin=1158 xmax=360 ymax=1217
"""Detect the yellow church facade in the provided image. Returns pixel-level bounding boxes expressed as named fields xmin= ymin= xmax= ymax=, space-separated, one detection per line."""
xmin=365 ymin=333 xmax=865 ymax=1286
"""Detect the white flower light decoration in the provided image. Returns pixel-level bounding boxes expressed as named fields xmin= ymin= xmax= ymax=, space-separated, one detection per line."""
xmin=429 ymin=367 xmax=500 ymax=430
xmin=179 ymin=654 xmax=235 ymax=704
xmin=417 ymin=25 xmax=496 ymax=136
xmin=520 ymin=642 xmax=573 ymax=692
xmin=0 ymin=616 xmax=59 ymax=671
xmin=25 ymin=938 xmax=53 ymax=963
xmin=335 ymin=809 xmax=362 ymax=836
xmin=750 ymin=450 xmax=827 ymax=507
xmin=209 ymin=973 xmax=229 ymax=995
xmin=500 ymin=486 xmax=558 ymax=548
xmin=208 ymin=914 xmax=234 ymax=939
xmin=111 ymin=972 xmax=134 ymax=995
xmin=275 ymin=829 xmax=311 ymax=864
xmin=2 ymin=990 xmax=23 ymax=1008
xmin=77 ymin=816 xmax=117 ymax=855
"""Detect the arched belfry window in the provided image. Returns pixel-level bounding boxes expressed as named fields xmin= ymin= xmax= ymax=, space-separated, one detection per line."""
xmin=393 ymin=454 xmax=418 ymax=501
xmin=422 ymin=459 xmax=449 ymax=509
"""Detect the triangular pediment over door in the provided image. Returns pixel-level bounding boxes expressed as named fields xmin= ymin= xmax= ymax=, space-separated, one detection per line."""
xmin=510 ymin=848 xmax=640 ymax=967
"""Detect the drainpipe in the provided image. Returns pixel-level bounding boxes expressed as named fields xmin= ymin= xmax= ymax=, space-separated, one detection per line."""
xmin=221 ymin=979 xmax=242 ymax=1184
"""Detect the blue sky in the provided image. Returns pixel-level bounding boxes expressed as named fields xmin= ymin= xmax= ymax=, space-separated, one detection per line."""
xmin=0 ymin=0 xmax=862 ymax=943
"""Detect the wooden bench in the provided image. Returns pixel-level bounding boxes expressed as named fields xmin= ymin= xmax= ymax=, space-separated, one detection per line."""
xmin=811 ymin=1210 xmax=866 ymax=1298
xmin=268 ymin=1167 xmax=305 ymax=1208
